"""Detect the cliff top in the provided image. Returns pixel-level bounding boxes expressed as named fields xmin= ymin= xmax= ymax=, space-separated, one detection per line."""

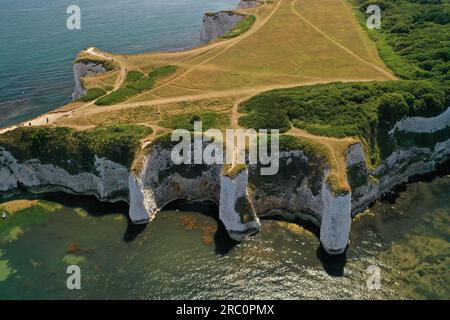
xmin=1 ymin=0 xmax=448 ymax=194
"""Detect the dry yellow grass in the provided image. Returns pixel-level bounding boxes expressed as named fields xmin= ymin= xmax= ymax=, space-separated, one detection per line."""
xmin=8 ymin=0 xmax=396 ymax=192
xmin=81 ymin=70 xmax=119 ymax=91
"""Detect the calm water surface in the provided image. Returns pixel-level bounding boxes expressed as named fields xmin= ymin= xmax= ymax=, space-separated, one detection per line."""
xmin=0 ymin=177 xmax=449 ymax=299
xmin=0 ymin=0 xmax=236 ymax=127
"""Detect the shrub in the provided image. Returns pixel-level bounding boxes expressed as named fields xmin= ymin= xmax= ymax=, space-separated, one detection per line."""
xmin=95 ymin=66 xmax=178 ymax=106
xmin=148 ymin=65 xmax=178 ymax=79
xmin=0 ymin=125 xmax=152 ymax=173
xmin=95 ymin=87 xmax=140 ymax=106
xmin=124 ymin=70 xmax=145 ymax=83
xmin=378 ymin=93 xmax=409 ymax=123
xmin=78 ymin=87 xmax=107 ymax=102
xmin=391 ymin=22 xmax=410 ymax=34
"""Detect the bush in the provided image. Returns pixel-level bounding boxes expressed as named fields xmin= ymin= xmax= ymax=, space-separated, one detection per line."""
xmin=95 ymin=66 xmax=178 ymax=106
xmin=148 ymin=65 xmax=178 ymax=79
xmin=124 ymin=71 xmax=145 ymax=83
xmin=391 ymin=22 xmax=410 ymax=34
xmin=128 ymin=77 xmax=155 ymax=91
xmin=354 ymin=0 xmax=450 ymax=81
xmin=239 ymin=81 xmax=447 ymax=138
xmin=0 ymin=125 xmax=152 ymax=173
xmin=95 ymin=87 xmax=140 ymax=106
xmin=378 ymin=93 xmax=409 ymax=123
xmin=78 ymin=87 xmax=107 ymax=102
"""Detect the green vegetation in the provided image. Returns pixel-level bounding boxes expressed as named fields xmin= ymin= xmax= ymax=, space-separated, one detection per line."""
xmin=128 ymin=77 xmax=155 ymax=91
xmin=160 ymin=111 xmax=229 ymax=131
xmin=0 ymin=125 xmax=152 ymax=173
xmin=124 ymin=70 xmax=145 ymax=83
xmin=239 ymin=80 xmax=448 ymax=165
xmin=278 ymin=135 xmax=328 ymax=160
xmin=96 ymin=66 xmax=177 ymax=106
xmin=238 ymin=97 xmax=292 ymax=132
xmin=74 ymin=58 xmax=116 ymax=71
xmin=77 ymin=87 xmax=107 ymax=102
xmin=240 ymin=80 xmax=447 ymax=137
xmin=221 ymin=15 xmax=256 ymax=39
xmin=222 ymin=163 xmax=247 ymax=178
xmin=148 ymin=65 xmax=178 ymax=79
xmin=95 ymin=87 xmax=141 ymax=106
xmin=352 ymin=0 xmax=450 ymax=81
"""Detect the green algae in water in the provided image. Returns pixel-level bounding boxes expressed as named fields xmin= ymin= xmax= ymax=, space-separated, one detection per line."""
xmin=0 ymin=178 xmax=448 ymax=299
xmin=0 ymin=200 xmax=60 ymax=244
xmin=62 ymin=254 xmax=86 ymax=265
xmin=0 ymin=259 xmax=16 ymax=282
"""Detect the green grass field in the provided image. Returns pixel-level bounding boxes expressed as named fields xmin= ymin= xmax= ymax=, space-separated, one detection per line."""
xmin=96 ymin=66 xmax=177 ymax=106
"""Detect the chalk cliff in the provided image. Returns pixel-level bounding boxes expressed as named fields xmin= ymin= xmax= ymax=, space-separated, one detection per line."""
xmin=200 ymin=11 xmax=245 ymax=44
xmin=237 ymin=0 xmax=260 ymax=9
xmin=1 ymin=108 xmax=449 ymax=255
xmin=72 ymin=61 xmax=107 ymax=100
xmin=0 ymin=149 xmax=129 ymax=200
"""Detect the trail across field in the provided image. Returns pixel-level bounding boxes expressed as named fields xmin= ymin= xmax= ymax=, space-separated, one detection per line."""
xmin=1 ymin=0 xmax=396 ymax=182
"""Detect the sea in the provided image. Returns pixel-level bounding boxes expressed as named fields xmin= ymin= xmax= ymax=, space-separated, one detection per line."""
xmin=0 ymin=0 xmax=449 ymax=300
xmin=0 ymin=0 xmax=235 ymax=127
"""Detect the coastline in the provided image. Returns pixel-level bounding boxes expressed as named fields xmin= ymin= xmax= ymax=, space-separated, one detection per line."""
xmin=1 ymin=0 xmax=449 ymax=256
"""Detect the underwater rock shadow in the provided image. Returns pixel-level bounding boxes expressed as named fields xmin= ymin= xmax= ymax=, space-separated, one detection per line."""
xmin=162 ymin=199 xmax=239 ymax=255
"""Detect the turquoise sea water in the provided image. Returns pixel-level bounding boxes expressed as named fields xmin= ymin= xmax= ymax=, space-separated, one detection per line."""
xmin=0 ymin=176 xmax=449 ymax=299
xmin=0 ymin=0 xmax=235 ymax=127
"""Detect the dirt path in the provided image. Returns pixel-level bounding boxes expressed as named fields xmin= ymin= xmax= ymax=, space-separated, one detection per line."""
xmin=127 ymin=0 xmax=280 ymax=103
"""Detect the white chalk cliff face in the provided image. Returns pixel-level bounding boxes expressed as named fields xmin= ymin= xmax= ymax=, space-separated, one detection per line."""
xmin=349 ymin=107 xmax=450 ymax=214
xmin=200 ymin=11 xmax=245 ymax=44
xmin=320 ymin=184 xmax=352 ymax=255
xmin=219 ymin=169 xmax=260 ymax=241
xmin=0 ymin=148 xmax=129 ymax=201
xmin=390 ymin=107 xmax=450 ymax=134
xmin=1 ymin=108 xmax=449 ymax=255
xmin=248 ymin=150 xmax=352 ymax=254
xmin=72 ymin=62 xmax=107 ymax=100
xmin=237 ymin=0 xmax=260 ymax=9
xmin=128 ymin=144 xmax=260 ymax=240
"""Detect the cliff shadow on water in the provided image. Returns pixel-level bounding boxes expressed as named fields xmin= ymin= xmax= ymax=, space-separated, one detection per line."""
xmin=162 ymin=199 xmax=239 ymax=255
xmin=260 ymin=215 xmax=348 ymax=276
xmin=0 ymin=190 xmax=147 ymax=243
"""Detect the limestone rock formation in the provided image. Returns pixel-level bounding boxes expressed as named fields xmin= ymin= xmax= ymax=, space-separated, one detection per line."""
xmin=200 ymin=11 xmax=244 ymax=44
xmin=72 ymin=61 xmax=107 ymax=100
xmin=1 ymin=108 xmax=449 ymax=255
